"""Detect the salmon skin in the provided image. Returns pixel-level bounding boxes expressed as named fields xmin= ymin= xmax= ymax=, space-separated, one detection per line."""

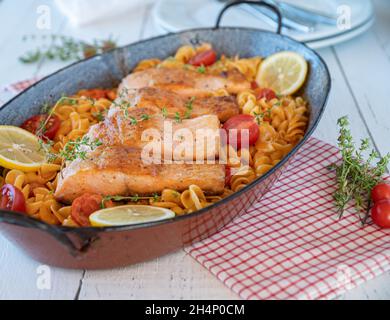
xmin=120 ymin=87 xmax=239 ymax=122
xmin=55 ymin=146 xmax=225 ymax=203
xmin=119 ymin=67 xmax=250 ymax=97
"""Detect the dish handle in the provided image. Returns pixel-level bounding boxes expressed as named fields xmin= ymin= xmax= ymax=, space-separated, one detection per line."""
xmin=215 ymin=0 xmax=282 ymax=34
xmin=0 ymin=210 xmax=98 ymax=257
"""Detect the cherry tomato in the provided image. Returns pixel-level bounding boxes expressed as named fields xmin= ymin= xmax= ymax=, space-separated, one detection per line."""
xmin=21 ymin=114 xmax=60 ymax=140
xmin=371 ymin=200 xmax=390 ymax=229
xmin=0 ymin=184 xmax=26 ymax=213
xmin=251 ymin=81 xmax=259 ymax=89
xmin=188 ymin=50 xmax=217 ymax=67
xmin=223 ymin=114 xmax=260 ymax=148
xmin=255 ymin=88 xmax=277 ymax=101
xmin=225 ymin=166 xmax=232 ymax=187
xmin=71 ymin=193 xmax=103 ymax=227
xmin=371 ymin=183 xmax=390 ymax=203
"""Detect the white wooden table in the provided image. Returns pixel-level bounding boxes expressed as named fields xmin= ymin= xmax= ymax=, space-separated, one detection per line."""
xmin=0 ymin=0 xmax=389 ymax=300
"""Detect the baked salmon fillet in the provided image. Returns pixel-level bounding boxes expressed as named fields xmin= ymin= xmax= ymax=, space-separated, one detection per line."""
xmin=55 ymin=146 xmax=225 ymax=203
xmin=90 ymin=107 xmax=221 ymax=161
xmin=121 ymin=87 xmax=239 ymax=122
xmin=119 ymin=67 xmax=250 ymax=97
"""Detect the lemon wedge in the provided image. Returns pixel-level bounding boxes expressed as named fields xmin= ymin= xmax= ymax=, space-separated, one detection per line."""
xmin=0 ymin=125 xmax=46 ymax=171
xmin=256 ymin=51 xmax=308 ymax=96
xmin=89 ymin=205 xmax=176 ymax=227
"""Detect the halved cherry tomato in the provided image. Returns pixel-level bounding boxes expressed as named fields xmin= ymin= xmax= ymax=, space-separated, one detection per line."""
xmin=71 ymin=193 xmax=104 ymax=227
xmin=251 ymin=81 xmax=259 ymax=89
xmin=188 ymin=49 xmax=217 ymax=67
xmin=223 ymin=114 xmax=260 ymax=148
xmin=225 ymin=166 xmax=232 ymax=187
xmin=371 ymin=200 xmax=390 ymax=229
xmin=0 ymin=184 xmax=26 ymax=213
xmin=255 ymin=88 xmax=277 ymax=101
xmin=21 ymin=114 xmax=60 ymax=140
xmin=371 ymin=183 xmax=390 ymax=203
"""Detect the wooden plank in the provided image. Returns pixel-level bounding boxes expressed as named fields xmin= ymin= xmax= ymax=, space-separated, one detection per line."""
xmin=343 ymin=270 xmax=390 ymax=300
xmin=0 ymin=235 xmax=82 ymax=299
xmin=0 ymin=0 xmax=66 ymax=86
xmin=77 ymin=47 xmax=385 ymax=301
xmin=371 ymin=0 xmax=390 ymax=60
xmin=332 ymin=33 xmax=390 ymax=164
xmin=0 ymin=0 xmax=83 ymax=300
xmin=35 ymin=1 xmax=146 ymax=80
xmin=311 ymin=48 xmax=372 ymax=145
xmin=78 ymin=250 xmax=239 ymax=300
xmin=0 ymin=0 xmax=389 ymax=300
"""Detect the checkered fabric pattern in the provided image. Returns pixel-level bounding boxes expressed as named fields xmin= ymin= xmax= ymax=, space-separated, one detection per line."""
xmin=2 ymin=79 xmax=389 ymax=300
xmin=0 ymin=78 xmax=40 ymax=106
xmin=186 ymin=138 xmax=390 ymax=300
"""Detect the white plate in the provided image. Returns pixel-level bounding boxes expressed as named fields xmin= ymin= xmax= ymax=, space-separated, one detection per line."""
xmin=152 ymin=0 xmax=374 ymax=48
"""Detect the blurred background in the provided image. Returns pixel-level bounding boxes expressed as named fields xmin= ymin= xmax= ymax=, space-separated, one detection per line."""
xmin=0 ymin=0 xmax=387 ymax=87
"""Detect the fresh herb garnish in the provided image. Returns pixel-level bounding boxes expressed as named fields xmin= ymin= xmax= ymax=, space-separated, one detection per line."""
xmin=101 ymin=194 xmax=158 ymax=208
xmin=253 ymin=108 xmax=272 ymax=125
xmin=152 ymin=193 xmax=160 ymax=202
xmin=329 ymin=116 xmax=390 ymax=222
xmin=59 ymin=136 xmax=102 ymax=161
xmin=161 ymin=107 xmax=168 ymax=119
xmin=130 ymin=117 xmax=138 ymax=125
xmin=40 ymin=102 xmax=52 ymax=114
xmin=112 ymin=87 xmax=133 ymax=119
xmin=184 ymin=97 xmax=195 ymax=119
xmin=19 ymin=34 xmax=117 ymax=65
xmin=35 ymin=96 xmax=89 ymax=138
xmin=93 ymin=111 xmax=105 ymax=122
xmin=38 ymin=139 xmax=58 ymax=163
xmin=174 ymin=112 xmax=182 ymax=123
xmin=253 ymin=111 xmax=263 ymax=125
xmin=273 ymin=101 xmax=281 ymax=107
xmin=197 ymin=65 xmax=206 ymax=74
xmin=140 ymin=114 xmax=151 ymax=121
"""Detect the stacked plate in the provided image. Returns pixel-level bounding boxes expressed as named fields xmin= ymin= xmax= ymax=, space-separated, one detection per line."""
xmin=152 ymin=0 xmax=374 ymax=49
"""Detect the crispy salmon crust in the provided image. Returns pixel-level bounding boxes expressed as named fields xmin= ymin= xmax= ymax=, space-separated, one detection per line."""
xmin=55 ymin=146 xmax=225 ymax=203
xmin=119 ymin=67 xmax=250 ymax=97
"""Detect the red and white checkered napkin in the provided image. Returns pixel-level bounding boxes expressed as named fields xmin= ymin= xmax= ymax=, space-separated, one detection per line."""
xmin=2 ymin=79 xmax=390 ymax=300
xmin=186 ymin=138 xmax=390 ymax=300
xmin=0 ymin=78 xmax=40 ymax=106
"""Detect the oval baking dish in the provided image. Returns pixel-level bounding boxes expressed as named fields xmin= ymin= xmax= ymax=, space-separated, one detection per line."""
xmin=0 ymin=1 xmax=331 ymax=269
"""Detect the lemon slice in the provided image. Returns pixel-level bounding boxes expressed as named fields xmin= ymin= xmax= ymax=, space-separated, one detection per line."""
xmin=0 ymin=125 xmax=46 ymax=172
xmin=256 ymin=51 xmax=308 ymax=96
xmin=89 ymin=205 xmax=176 ymax=227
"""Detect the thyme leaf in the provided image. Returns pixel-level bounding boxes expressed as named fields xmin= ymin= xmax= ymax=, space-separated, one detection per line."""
xmin=330 ymin=116 xmax=390 ymax=223
xmin=59 ymin=136 xmax=102 ymax=162
xmin=19 ymin=34 xmax=118 ymax=65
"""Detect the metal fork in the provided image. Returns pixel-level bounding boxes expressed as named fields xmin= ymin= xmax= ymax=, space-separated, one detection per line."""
xmin=216 ymin=0 xmax=337 ymax=32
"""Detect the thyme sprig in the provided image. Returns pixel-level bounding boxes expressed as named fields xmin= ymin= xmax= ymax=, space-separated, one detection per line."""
xmin=253 ymin=108 xmax=272 ymax=125
xmin=184 ymin=97 xmax=195 ymax=119
xmin=197 ymin=65 xmax=206 ymax=74
xmin=59 ymin=136 xmax=102 ymax=162
xmin=101 ymin=193 xmax=160 ymax=209
xmin=36 ymin=96 xmax=90 ymax=138
xmin=174 ymin=112 xmax=182 ymax=123
xmin=329 ymin=116 xmax=390 ymax=222
xmin=161 ymin=107 xmax=168 ymax=119
xmin=20 ymin=34 xmax=117 ymax=65
xmin=38 ymin=139 xmax=58 ymax=163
